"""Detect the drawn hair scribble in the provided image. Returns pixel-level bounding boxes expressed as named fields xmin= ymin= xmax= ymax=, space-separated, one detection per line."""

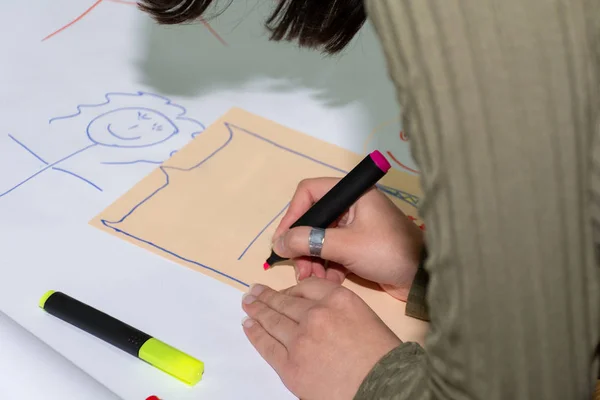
xmin=137 ymin=0 xmax=366 ymax=54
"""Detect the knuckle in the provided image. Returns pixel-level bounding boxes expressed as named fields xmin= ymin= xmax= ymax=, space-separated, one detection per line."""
xmin=252 ymin=306 xmax=267 ymax=322
xmin=253 ymin=303 xmax=273 ymax=321
xmin=272 ymin=293 xmax=290 ymax=312
xmin=286 ymin=230 xmax=305 ymax=252
xmin=297 ymin=178 xmax=312 ymax=191
xmin=280 ymin=286 xmax=294 ymax=296
xmin=328 ymin=287 xmax=355 ymax=308
xmin=266 ymin=310 xmax=284 ymax=328
xmin=257 ymin=287 xmax=275 ymax=303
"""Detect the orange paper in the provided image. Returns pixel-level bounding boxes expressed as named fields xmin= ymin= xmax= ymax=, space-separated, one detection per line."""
xmin=90 ymin=108 xmax=428 ymax=342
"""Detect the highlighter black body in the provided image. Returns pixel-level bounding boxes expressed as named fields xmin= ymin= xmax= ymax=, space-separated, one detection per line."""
xmin=42 ymin=291 xmax=151 ymax=357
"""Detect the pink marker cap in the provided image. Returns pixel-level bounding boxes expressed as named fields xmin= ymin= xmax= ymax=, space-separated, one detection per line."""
xmin=369 ymin=150 xmax=391 ymax=173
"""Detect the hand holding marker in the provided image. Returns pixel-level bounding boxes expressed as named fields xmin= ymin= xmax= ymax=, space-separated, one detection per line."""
xmin=37 ymin=152 xmax=392 ymax=389
xmin=264 ymin=150 xmax=392 ymax=269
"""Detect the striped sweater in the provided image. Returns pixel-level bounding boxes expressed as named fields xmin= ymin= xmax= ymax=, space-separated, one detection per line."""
xmin=357 ymin=0 xmax=600 ymax=399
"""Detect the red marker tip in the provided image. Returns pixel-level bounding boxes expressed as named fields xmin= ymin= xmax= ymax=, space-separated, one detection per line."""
xmin=146 ymin=396 xmax=160 ymax=400
xmin=263 ymin=262 xmax=270 ymax=270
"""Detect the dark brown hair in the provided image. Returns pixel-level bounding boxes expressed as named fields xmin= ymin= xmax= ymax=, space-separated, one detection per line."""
xmin=137 ymin=0 xmax=366 ymax=54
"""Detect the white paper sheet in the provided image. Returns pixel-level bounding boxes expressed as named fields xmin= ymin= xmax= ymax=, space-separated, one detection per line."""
xmin=0 ymin=311 xmax=120 ymax=399
xmin=0 ymin=1 xmax=419 ymax=399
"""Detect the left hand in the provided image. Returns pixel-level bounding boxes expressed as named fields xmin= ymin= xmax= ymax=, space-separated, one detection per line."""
xmin=241 ymin=278 xmax=401 ymax=400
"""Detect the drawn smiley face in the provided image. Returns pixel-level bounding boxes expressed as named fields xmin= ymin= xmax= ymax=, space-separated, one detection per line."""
xmin=86 ymin=107 xmax=179 ymax=148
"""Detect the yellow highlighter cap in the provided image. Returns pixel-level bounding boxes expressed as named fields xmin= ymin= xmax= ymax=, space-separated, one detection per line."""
xmin=138 ymin=338 xmax=204 ymax=386
xmin=39 ymin=290 xmax=56 ymax=309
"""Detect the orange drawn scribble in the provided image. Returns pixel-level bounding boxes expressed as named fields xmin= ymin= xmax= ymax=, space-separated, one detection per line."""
xmin=42 ymin=0 xmax=104 ymax=42
xmin=386 ymin=151 xmax=419 ymax=174
xmin=199 ymin=17 xmax=228 ymax=46
xmin=399 ymin=130 xmax=408 ymax=141
xmin=362 ymin=116 xmax=399 ymax=155
xmin=42 ymin=0 xmax=228 ymax=46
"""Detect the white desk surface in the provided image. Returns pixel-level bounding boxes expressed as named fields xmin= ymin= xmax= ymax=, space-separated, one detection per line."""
xmin=0 ymin=1 xmax=419 ymax=399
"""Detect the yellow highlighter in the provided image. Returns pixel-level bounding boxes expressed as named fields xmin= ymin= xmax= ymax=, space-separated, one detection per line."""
xmin=39 ymin=290 xmax=203 ymax=385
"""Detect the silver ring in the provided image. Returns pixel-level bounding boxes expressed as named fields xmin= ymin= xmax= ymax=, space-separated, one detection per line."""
xmin=308 ymin=228 xmax=325 ymax=257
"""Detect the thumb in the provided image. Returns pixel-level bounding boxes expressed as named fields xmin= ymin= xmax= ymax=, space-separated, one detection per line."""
xmin=273 ymin=226 xmax=352 ymax=265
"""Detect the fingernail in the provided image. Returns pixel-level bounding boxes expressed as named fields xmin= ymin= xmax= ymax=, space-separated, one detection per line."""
xmin=242 ymin=294 xmax=256 ymax=304
xmin=249 ymin=284 xmax=265 ymax=297
xmin=242 ymin=316 xmax=255 ymax=328
xmin=295 ymin=269 xmax=300 ymax=282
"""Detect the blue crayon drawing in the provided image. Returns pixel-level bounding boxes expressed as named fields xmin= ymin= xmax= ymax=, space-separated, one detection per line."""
xmin=101 ymin=122 xmax=421 ymax=288
xmin=1 ymin=92 xmax=204 ymax=199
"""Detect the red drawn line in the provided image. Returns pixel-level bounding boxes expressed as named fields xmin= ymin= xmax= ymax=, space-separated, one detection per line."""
xmin=407 ymin=216 xmax=425 ymax=231
xmin=42 ymin=0 xmax=227 ymax=46
xmin=199 ymin=17 xmax=228 ymax=46
xmin=42 ymin=0 xmax=105 ymax=42
xmin=386 ymin=151 xmax=420 ymax=174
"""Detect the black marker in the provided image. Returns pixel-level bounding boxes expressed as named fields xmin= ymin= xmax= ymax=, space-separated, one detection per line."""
xmin=263 ymin=150 xmax=392 ymax=269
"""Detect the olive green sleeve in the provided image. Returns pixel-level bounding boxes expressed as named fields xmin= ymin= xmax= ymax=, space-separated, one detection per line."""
xmin=405 ymin=249 xmax=429 ymax=321
xmin=357 ymin=0 xmax=600 ymax=399
xmin=354 ymin=343 xmax=429 ymax=400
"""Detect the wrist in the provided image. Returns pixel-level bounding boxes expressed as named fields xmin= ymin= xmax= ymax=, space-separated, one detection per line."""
xmin=380 ymin=283 xmax=412 ymax=302
xmin=404 ymin=246 xmax=430 ymax=320
xmin=380 ymin=244 xmax=427 ymax=302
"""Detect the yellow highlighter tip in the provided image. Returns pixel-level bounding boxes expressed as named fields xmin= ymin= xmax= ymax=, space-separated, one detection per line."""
xmin=39 ymin=290 xmax=56 ymax=309
xmin=139 ymin=338 xmax=204 ymax=386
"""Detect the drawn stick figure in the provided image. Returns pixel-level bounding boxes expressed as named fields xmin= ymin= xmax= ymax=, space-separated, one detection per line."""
xmin=1 ymin=92 xmax=204 ymax=198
